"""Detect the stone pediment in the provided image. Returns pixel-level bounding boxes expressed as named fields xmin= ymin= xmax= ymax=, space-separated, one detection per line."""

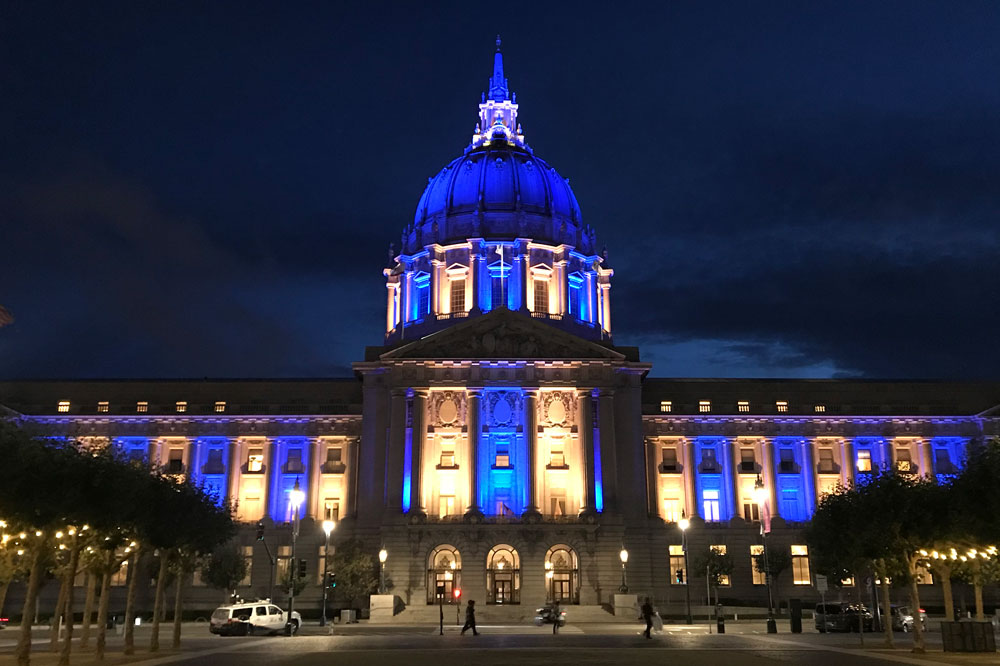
xmin=380 ymin=309 xmax=625 ymax=361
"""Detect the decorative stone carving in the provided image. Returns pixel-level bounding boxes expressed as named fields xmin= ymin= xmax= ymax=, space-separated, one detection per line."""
xmin=485 ymin=391 xmax=522 ymax=427
xmin=540 ymin=391 xmax=574 ymax=427
xmin=429 ymin=391 xmax=467 ymax=428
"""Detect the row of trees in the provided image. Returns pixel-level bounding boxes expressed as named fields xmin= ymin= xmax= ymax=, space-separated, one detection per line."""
xmin=0 ymin=422 xmax=237 ymax=666
xmin=805 ymin=437 xmax=1000 ymax=653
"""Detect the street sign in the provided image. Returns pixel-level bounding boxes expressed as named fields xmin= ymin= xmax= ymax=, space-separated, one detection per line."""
xmin=815 ymin=574 xmax=828 ymax=593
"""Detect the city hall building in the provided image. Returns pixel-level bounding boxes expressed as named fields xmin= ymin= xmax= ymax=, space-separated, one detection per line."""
xmin=3 ymin=43 xmax=999 ymax=618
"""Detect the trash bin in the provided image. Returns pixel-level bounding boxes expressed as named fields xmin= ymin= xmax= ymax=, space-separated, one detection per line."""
xmin=715 ymin=604 xmax=725 ymax=634
xmin=941 ymin=621 xmax=997 ymax=652
xmin=790 ymin=599 xmax=802 ymax=634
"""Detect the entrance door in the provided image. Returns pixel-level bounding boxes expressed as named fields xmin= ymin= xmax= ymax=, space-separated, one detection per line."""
xmin=435 ymin=574 xmax=454 ymax=602
xmin=551 ymin=575 xmax=571 ymax=602
xmin=493 ymin=576 xmax=512 ymax=604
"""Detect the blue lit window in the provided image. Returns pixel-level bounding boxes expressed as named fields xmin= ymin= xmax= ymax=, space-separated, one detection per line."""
xmin=568 ymin=273 xmax=584 ymax=319
xmin=491 ymin=275 xmax=504 ymax=310
xmin=702 ymin=489 xmax=721 ymax=522
xmin=487 ymin=259 xmax=510 ymax=311
xmin=414 ymin=272 xmax=430 ymax=318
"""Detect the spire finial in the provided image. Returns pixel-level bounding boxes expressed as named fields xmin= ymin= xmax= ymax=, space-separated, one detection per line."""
xmin=496 ymin=34 xmax=502 ymax=51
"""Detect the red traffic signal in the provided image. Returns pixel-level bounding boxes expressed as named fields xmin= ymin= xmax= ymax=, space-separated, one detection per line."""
xmin=453 ymin=588 xmax=462 ymax=599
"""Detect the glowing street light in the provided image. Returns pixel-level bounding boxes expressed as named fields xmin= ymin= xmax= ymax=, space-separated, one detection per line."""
xmin=378 ymin=546 xmax=388 ymax=594
xmin=754 ymin=474 xmax=777 ymax=634
xmin=287 ymin=478 xmax=305 ymax=636
xmin=320 ymin=519 xmax=336 ymax=627
xmin=679 ymin=510 xmax=693 ymax=624
xmin=619 ymin=547 xmax=629 ymax=593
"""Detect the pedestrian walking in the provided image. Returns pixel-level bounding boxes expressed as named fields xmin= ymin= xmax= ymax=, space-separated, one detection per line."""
xmin=641 ymin=597 xmax=654 ymax=639
xmin=552 ymin=599 xmax=561 ymax=634
xmin=461 ymin=599 xmax=479 ymax=635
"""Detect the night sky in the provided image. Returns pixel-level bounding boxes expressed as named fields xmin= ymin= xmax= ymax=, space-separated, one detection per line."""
xmin=3 ymin=2 xmax=999 ymax=380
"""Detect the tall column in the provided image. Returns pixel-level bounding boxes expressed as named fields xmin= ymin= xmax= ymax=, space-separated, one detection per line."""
xmin=761 ymin=438 xmax=780 ymax=519
xmin=466 ymin=388 xmax=483 ymax=516
xmin=555 ymin=259 xmax=567 ymax=316
xmin=841 ymin=439 xmax=855 ymax=487
xmin=469 ymin=247 xmax=481 ymax=313
xmin=597 ymin=389 xmax=618 ymax=513
xmin=410 ymin=391 xmax=427 ymax=515
xmin=645 ymin=437 xmax=659 ymax=517
xmin=227 ymin=438 xmax=243 ymax=508
xmin=307 ymin=437 xmax=322 ymax=519
xmin=801 ymin=439 xmax=817 ymax=518
xmin=578 ymin=389 xmax=596 ymax=515
xmin=585 ymin=272 xmax=595 ymax=324
xmin=431 ymin=258 xmax=443 ymax=315
xmin=265 ymin=438 xmax=279 ymax=521
xmin=600 ymin=284 xmax=612 ymax=333
xmin=729 ymin=439 xmax=742 ymax=520
xmin=385 ymin=283 xmax=396 ymax=333
xmin=520 ymin=244 xmax=531 ymax=312
xmin=523 ymin=389 xmax=541 ymax=517
xmin=682 ymin=439 xmax=698 ymax=519
xmin=919 ymin=439 xmax=935 ymax=479
xmin=386 ymin=388 xmax=408 ymax=513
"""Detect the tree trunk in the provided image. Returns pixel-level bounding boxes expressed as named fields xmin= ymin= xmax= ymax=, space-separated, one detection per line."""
xmin=123 ymin=549 xmax=141 ymax=655
xmin=149 ymin=553 xmax=169 ymax=652
xmin=58 ymin=540 xmax=82 ymax=666
xmin=972 ymin=559 xmax=985 ymax=620
xmin=80 ymin=574 xmax=96 ymax=649
xmin=171 ymin=569 xmax=184 ymax=649
xmin=50 ymin=574 xmax=69 ymax=652
xmin=878 ymin=563 xmax=894 ymax=648
xmin=0 ymin=581 xmax=10 ymax=622
xmin=940 ymin=563 xmax=954 ymax=621
xmin=907 ymin=555 xmax=925 ymax=654
xmin=95 ymin=549 xmax=115 ymax=661
xmin=16 ymin=546 xmax=46 ymax=666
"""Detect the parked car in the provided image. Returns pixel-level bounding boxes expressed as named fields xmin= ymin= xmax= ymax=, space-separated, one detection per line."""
xmin=880 ymin=605 xmax=926 ymax=632
xmin=815 ymin=603 xmax=873 ymax=632
xmin=210 ymin=601 xmax=301 ymax=636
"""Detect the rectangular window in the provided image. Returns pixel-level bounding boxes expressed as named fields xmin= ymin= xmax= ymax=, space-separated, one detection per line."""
xmin=737 ymin=401 xmax=750 ymax=413
xmin=97 ymin=401 xmax=109 ymax=413
xmin=57 ymin=401 xmax=70 ymax=413
xmin=669 ymin=545 xmax=686 ymax=585
xmin=660 ymin=448 xmax=678 ymax=472
xmin=285 ymin=449 xmax=303 ymax=473
xmin=779 ymin=448 xmax=795 ymax=473
xmin=450 ymin=279 xmax=466 ymax=313
xmin=548 ymin=442 xmax=565 ymax=468
xmin=166 ymin=449 xmax=184 ymax=474
xmin=111 ymin=558 xmax=129 ymax=586
xmin=417 ymin=280 xmax=430 ymax=316
xmin=214 ymin=401 xmax=226 ymax=413
xmin=324 ymin=447 xmax=344 ymax=472
xmin=895 ymin=449 xmax=914 ymax=473
xmin=276 ymin=546 xmax=291 ymax=583
xmin=491 ymin=275 xmax=504 ymax=310
xmin=814 ymin=405 xmax=826 ymax=413
xmin=241 ymin=546 xmax=252 ymax=586
xmin=702 ymin=489 xmax=720 ymax=522
xmin=662 ymin=498 xmax=681 ymax=523
xmin=323 ymin=499 xmax=340 ymax=521
xmin=776 ymin=401 xmax=788 ymax=413
xmin=247 ymin=448 xmax=265 ymax=473
xmin=700 ymin=448 xmax=717 ymax=471
xmin=136 ymin=401 xmax=148 ymax=413
xmin=750 ymin=545 xmax=766 ymax=585
xmin=857 ymin=449 xmax=872 ymax=472
xmin=818 ymin=448 xmax=836 ymax=473
xmin=494 ymin=443 xmax=510 ymax=468
xmin=710 ymin=545 xmax=730 ymax=586
xmin=438 ymin=495 xmax=455 ymax=518
xmin=549 ymin=495 xmax=567 ymax=516
xmin=659 ymin=401 xmax=672 ymax=413
xmin=791 ymin=545 xmax=810 ymax=584
xmin=205 ymin=449 xmax=225 ymax=474
xmin=439 ymin=443 xmax=456 ymax=468
xmin=743 ymin=500 xmax=760 ymax=523
xmin=533 ymin=279 xmax=549 ymax=313
xmin=568 ymin=282 xmax=581 ymax=319
xmin=175 ymin=401 xmax=187 ymax=413
xmin=699 ymin=400 xmax=711 ymax=413
xmin=740 ymin=448 xmax=755 ymax=472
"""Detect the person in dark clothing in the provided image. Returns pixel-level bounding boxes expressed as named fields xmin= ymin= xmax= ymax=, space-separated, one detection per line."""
xmin=461 ymin=600 xmax=479 ymax=635
xmin=641 ymin=597 xmax=654 ymax=639
xmin=552 ymin=599 xmax=561 ymax=634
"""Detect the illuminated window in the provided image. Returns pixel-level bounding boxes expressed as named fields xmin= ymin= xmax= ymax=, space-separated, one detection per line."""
xmin=548 ymin=441 xmax=566 ymax=468
xmin=669 ymin=545 xmax=686 ymax=585
xmin=175 ymin=401 xmax=187 ymax=413
xmin=490 ymin=274 xmax=504 ymax=310
xmin=702 ymin=489 xmax=720 ymax=522
xmin=323 ymin=499 xmax=340 ymax=521
xmin=414 ymin=273 xmax=431 ymax=317
xmin=136 ymin=401 xmax=148 ymax=413
xmin=568 ymin=277 xmax=582 ymax=318
xmin=737 ymin=401 xmax=750 ymax=413
xmin=450 ymin=279 xmax=466 ymax=313
xmin=699 ymin=400 xmax=711 ymax=413
xmin=750 ymin=545 xmax=766 ymax=585
xmin=841 ymin=576 xmax=855 ymax=587
xmin=549 ymin=494 xmax=567 ymax=516
xmin=438 ymin=495 xmax=455 ymax=518
xmin=776 ymin=401 xmax=788 ymax=413
xmin=494 ymin=443 xmax=510 ymax=468
xmin=57 ymin=401 xmax=70 ymax=413
xmin=285 ymin=449 xmax=303 ymax=473
xmin=276 ymin=545 xmax=291 ymax=582
xmin=856 ymin=449 xmax=872 ymax=472
xmin=533 ymin=279 xmax=548 ymax=313
xmin=247 ymin=448 xmax=264 ymax=473
xmin=97 ymin=401 xmax=109 ymax=413
xmin=818 ymin=448 xmax=836 ymax=473
xmin=710 ymin=545 xmax=730 ymax=586
xmin=814 ymin=405 xmax=826 ymax=413
xmin=439 ymin=443 xmax=456 ymax=468
xmin=214 ymin=401 xmax=226 ymax=413
xmin=791 ymin=545 xmax=811 ymax=584
xmin=742 ymin=499 xmax=760 ymax=522
xmin=895 ymin=449 xmax=914 ymax=473
xmin=915 ymin=565 xmax=934 ymax=585
xmin=662 ymin=498 xmax=681 ymax=523
xmin=659 ymin=401 xmax=672 ymax=413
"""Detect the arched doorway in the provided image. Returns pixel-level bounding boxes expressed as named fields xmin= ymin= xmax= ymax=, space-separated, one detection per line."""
xmin=486 ymin=544 xmax=520 ymax=605
xmin=427 ymin=544 xmax=462 ymax=604
xmin=545 ymin=544 xmax=579 ymax=604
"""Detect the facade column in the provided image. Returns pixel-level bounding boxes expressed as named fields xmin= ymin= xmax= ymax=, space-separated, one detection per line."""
xmin=841 ymin=438 xmax=855 ymax=488
xmin=265 ymin=438 xmax=280 ymax=521
xmin=523 ymin=388 xmax=541 ymax=516
xmin=600 ymin=284 xmax=612 ymax=333
xmin=431 ymin=256 xmax=443 ymax=316
xmin=469 ymin=245 xmax=481 ymax=313
xmin=919 ymin=439 xmax=935 ymax=479
xmin=411 ymin=391 xmax=427 ymax=515
xmin=801 ymin=438 xmax=817 ymax=518
xmin=728 ymin=438 xmax=742 ymax=520
xmin=585 ymin=272 xmax=595 ymax=324
xmin=682 ymin=438 xmax=698 ymax=519
xmin=386 ymin=388 xmax=408 ymax=513
xmin=519 ymin=243 xmax=531 ymax=312
xmin=555 ymin=258 xmax=567 ymax=316
xmin=596 ymin=389 xmax=618 ymax=513
xmin=465 ymin=388 xmax=483 ymax=515
xmin=761 ymin=438 xmax=780 ymax=519
xmin=578 ymin=389 xmax=595 ymax=515
xmin=385 ymin=283 xmax=396 ymax=333
xmin=645 ymin=437 xmax=659 ymax=518
xmin=227 ymin=438 xmax=243 ymax=509
xmin=307 ymin=437 xmax=322 ymax=519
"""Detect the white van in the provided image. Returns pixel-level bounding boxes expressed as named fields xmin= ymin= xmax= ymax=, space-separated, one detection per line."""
xmin=210 ymin=601 xmax=301 ymax=636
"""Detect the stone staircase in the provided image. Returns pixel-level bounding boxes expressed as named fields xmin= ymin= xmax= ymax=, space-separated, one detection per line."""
xmin=386 ymin=603 xmax=629 ymax=624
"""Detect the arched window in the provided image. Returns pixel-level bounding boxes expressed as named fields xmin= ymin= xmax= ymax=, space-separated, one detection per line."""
xmin=486 ymin=544 xmax=520 ymax=605
xmin=426 ymin=545 xmax=462 ymax=605
xmin=545 ymin=544 xmax=580 ymax=604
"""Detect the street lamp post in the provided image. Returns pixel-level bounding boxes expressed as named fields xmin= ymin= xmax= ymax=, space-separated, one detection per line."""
xmin=753 ymin=474 xmax=777 ymax=634
xmin=619 ymin=547 xmax=629 ymax=593
xmin=378 ymin=546 xmax=388 ymax=595
xmin=320 ymin=519 xmax=335 ymax=627
xmin=679 ymin=511 xmax=693 ymax=625
xmin=287 ymin=478 xmax=305 ymax=636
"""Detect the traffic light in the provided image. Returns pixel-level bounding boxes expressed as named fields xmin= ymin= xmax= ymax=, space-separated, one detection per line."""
xmin=453 ymin=588 xmax=462 ymax=601
xmin=297 ymin=558 xmax=307 ymax=579
xmin=328 ymin=572 xmax=337 ymax=589
xmin=676 ymin=569 xmax=684 ymax=584
xmin=255 ymin=520 xmax=265 ymax=541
